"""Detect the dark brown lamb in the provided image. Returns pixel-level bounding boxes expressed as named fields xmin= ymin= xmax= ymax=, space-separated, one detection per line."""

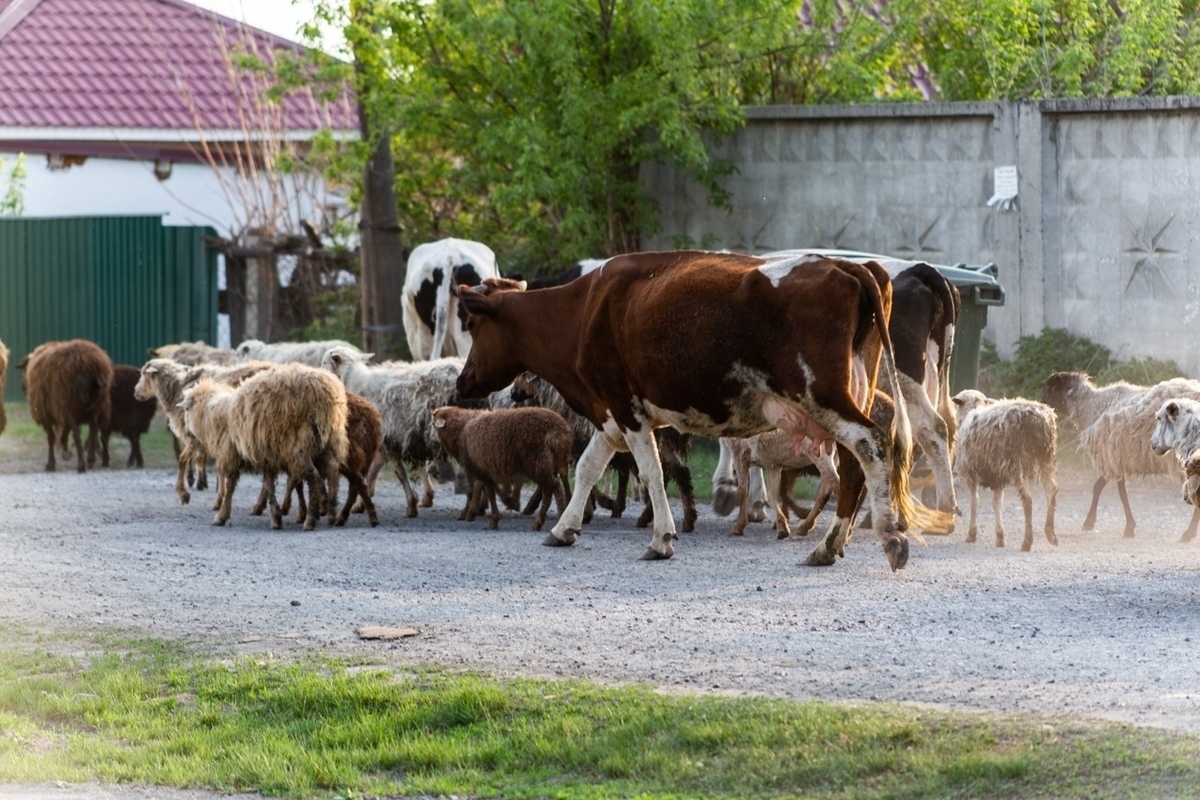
xmin=101 ymin=364 xmax=158 ymax=468
xmin=432 ymin=405 xmax=573 ymax=532
xmin=21 ymin=339 xmax=114 ymax=472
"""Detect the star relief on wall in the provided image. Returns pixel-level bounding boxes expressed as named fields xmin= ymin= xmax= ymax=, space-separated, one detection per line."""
xmin=891 ymin=214 xmax=944 ymax=258
xmin=1124 ymin=213 xmax=1178 ymax=294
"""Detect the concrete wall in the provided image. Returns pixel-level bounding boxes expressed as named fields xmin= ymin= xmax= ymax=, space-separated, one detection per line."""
xmin=641 ymin=97 xmax=1200 ymax=377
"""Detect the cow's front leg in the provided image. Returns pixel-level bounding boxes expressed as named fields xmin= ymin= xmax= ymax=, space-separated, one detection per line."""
xmin=549 ymin=430 xmax=616 ymax=547
xmin=624 ymin=427 xmax=675 ymax=560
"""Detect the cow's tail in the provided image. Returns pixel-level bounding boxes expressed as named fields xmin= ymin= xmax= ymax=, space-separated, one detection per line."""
xmin=430 ymin=266 xmax=453 ymax=359
xmin=911 ymin=263 xmax=961 ymax=457
xmin=857 ymin=263 xmax=954 ymax=537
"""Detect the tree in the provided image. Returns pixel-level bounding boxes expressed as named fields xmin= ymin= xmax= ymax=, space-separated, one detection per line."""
xmin=320 ymin=0 xmax=791 ymax=272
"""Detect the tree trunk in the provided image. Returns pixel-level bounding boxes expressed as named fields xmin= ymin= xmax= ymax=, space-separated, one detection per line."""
xmin=354 ymin=0 xmax=406 ymax=358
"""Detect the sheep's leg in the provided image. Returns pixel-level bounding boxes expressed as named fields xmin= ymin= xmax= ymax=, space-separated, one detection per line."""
xmin=767 ymin=467 xmax=791 ymax=539
xmin=338 ymin=470 xmax=378 ymax=528
xmin=43 ymin=426 xmax=57 ymax=472
xmin=483 ymin=481 xmax=501 ymax=530
xmin=612 ymin=463 xmax=629 ymax=519
xmin=1181 ymin=505 xmax=1200 ymax=543
xmin=521 ymin=487 xmax=542 ymax=516
xmin=353 ymin=452 xmax=385 ymax=514
xmin=1117 ymin=477 xmax=1135 ymax=538
xmin=95 ymin=424 xmax=109 ymax=469
xmin=292 ymin=478 xmax=308 ymax=524
xmin=175 ymin=441 xmax=197 ymax=505
xmin=992 ymin=487 xmax=1006 ymax=548
xmin=1017 ymin=483 xmax=1034 ymax=551
xmin=58 ymin=427 xmax=71 ymax=460
xmin=392 ymin=458 xmax=420 ymax=517
xmin=532 ymin=479 xmax=555 ymax=531
xmin=213 ymin=468 xmax=240 ymax=526
xmin=262 ymin=473 xmax=283 ymax=529
xmin=550 ymin=431 xmax=618 ymax=547
xmin=1082 ymin=475 xmax=1106 ymax=531
xmin=459 ymin=478 xmax=477 ymax=520
xmin=418 ymin=463 xmax=435 ymax=508
xmin=965 ymin=480 xmax=979 ymax=543
xmin=129 ymin=434 xmax=144 ymax=468
xmin=731 ymin=449 xmax=751 ymax=536
xmin=251 ymin=483 xmax=270 ymax=516
xmin=195 ymin=453 xmax=208 ymax=492
xmin=711 ymin=439 xmax=738 ymax=516
xmin=1043 ymin=472 xmax=1058 ymax=546
xmin=748 ymin=467 xmax=768 ymax=523
xmin=302 ymin=465 xmax=323 ymax=531
xmin=71 ymin=425 xmax=86 ymax=473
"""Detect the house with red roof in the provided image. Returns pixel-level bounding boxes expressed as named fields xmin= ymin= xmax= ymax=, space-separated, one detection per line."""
xmin=0 ymin=0 xmax=357 ymax=236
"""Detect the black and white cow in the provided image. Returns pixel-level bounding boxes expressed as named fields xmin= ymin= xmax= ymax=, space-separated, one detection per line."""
xmin=402 ymin=238 xmax=499 ymax=360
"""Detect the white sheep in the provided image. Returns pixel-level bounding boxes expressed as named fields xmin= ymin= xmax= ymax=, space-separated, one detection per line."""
xmin=321 ymin=345 xmax=463 ymax=517
xmin=235 ymin=338 xmax=362 ymax=368
xmin=1044 ymin=372 xmax=1200 ymax=539
xmin=181 ymin=364 xmax=348 ymax=530
xmin=1150 ymin=398 xmax=1200 ymax=505
xmin=952 ymin=389 xmax=1058 ymax=551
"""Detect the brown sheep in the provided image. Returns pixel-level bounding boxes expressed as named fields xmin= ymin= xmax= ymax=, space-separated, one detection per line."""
xmin=0 ymin=337 xmax=8 ymax=437
xmin=21 ymin=339 xmax=113 ymax=472
xmin=279 ymin=391 xmax=382 ymax=528
xmin=432 ymin=405 xmax=573 ymax=532
xmin=182 ymin=364 xmax=348 ymax=530
xmin=150 ymin=340 xmax=237 ymax=366
xmin=101 ymin=364 xmax=159 ymax=468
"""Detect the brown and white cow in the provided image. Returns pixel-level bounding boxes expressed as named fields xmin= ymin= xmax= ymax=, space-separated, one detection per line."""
xmin=456 ymin=250 xmax=949 ymax=570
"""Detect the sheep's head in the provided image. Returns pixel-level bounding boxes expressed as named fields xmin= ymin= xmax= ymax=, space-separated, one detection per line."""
xmin=511 ymin=372 xmax=542 ymax=405
xmin=1042 ymin=372 xmax=1090 ymax=414
xmin=235 ymin=339 xmax=265 ymax=363
xmin=1151 ymin=399 xmax=1200 ymax=456
xmin=430 ymin=405 xmax=474 ymax=455
xmin=321 ymin=346 xmax=372 ymax=378
xmin=951 ymin=389 xmax=992 ymax=423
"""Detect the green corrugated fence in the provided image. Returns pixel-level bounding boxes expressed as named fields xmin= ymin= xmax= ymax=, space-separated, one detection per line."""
xmin=0 ymin=216 xmax=218 ymax=401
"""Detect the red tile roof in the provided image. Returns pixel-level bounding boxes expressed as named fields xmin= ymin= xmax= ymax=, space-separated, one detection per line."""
xmin=0 ymin=0 xmax=357 ymax=136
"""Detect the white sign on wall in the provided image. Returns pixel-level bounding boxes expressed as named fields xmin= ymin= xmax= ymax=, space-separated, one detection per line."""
xmin=987 ymin=165 xmax=1018 ymax=210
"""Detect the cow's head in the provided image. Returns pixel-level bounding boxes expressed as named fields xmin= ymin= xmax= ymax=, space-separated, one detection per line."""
xmin=456 ymin=277 xmax=527 ymax=399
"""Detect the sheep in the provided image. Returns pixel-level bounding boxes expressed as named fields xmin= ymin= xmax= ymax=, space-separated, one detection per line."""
xmin=431 ymin=405 xmax=573 ymax=531
xmin=277 ymin=391 xmax=382 ymax=528
xmin=134 ymin=358 xmax=274 ymax=504
xmin=1149 ymin=399 xmax=1200 ymax=505
xmin=235 ymin=338 xmax=361 ymax=368
xmin=0 ymin=337 xmax=8 ymax=437
xmin=181 ymin=364 xmax=348 ymax=530
xmin=1044 ymin=371 xmax=1200 ymax=539
xmin=952 ymin=389 xmax=1058 ymax=551
xmin=20 ymin=339 xmax=113 ymax=473
xmin=510 ymin=372 xmax=697 ymax=531
xmin=150 ymin=340 xmax=237 ymax=366
xmin=321 ymin=345 xmax=463 ymax=517
xmin=100 ymin=364 xmax=158 ymax=468
xmin=725 ymin=391 xmax=895 ymax=539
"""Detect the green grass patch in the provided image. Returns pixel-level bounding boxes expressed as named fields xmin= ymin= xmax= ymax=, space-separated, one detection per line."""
xmin=0 ymin=635 xmax=1197 ymax=799
xmin=0 ymin=401 xmax=178 ymax=475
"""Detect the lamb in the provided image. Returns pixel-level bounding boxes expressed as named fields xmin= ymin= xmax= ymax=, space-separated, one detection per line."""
xmin=134 ymin=358 xmax=274 ymax=504
xmin=952 ymin=389 xmax=1058 ymax=551
xmin=510 ymin=372 xmax=697 ymax=532
xmin=1150 ymin=398 xmax=1200 ymax=504
xmin=431 ymin=405 xmax=573 ymax=531
xmin=321 ymin=346 xmax=463 ymax=517
xmin=0 ymin=337 xmax=8 ymax=437
xmin=20 ymin=339 xmax=113 ymax=472
xmin=180 ymin=364 xmax=348 ymax=530
xmin=100 ymin=364 xmax=158 ymax=468
xmin=151 ymin=340 xmax=237 ymax=366
xmin=1044 ymin=371 xmax=1200 ymax=539
xmin=235 ymin=338 xmax=361 ymax=368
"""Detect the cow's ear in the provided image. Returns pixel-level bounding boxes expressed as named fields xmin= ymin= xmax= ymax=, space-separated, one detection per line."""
xmin=459 ymin=287 xmax=497 ymax=318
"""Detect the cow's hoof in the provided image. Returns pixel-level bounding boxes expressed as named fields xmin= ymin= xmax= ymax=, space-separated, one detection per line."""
xmin=640 ymin=544 xmax=674 ymax=560
xmin=543 ymin=529 xmax=578 ymax=547
xmin=884 ymin=535 xmax=908 ymax=572
xmin=712 ymin=483 xmax=737 ymax=517
xmin=803 ymin=549 xmax=836 ymax=567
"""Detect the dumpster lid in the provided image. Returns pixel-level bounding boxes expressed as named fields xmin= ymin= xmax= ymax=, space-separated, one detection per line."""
xmin=759 ymin=248 xmax=1001 ymax=289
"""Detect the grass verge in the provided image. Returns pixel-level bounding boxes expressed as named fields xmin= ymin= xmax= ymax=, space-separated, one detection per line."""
xmin=0 ymin=634 xmax=1197 ymax=799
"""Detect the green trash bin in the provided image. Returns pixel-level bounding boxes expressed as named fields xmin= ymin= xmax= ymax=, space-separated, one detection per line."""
xmin=758 ymin=249 xmax=1007 ymax=394
xmin=928 ymin=262 xmax=1006 ymax=393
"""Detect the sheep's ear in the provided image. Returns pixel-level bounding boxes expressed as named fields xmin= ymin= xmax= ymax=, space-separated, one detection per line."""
xmin=952 ymin=396 xmax=964 ymax=406
xmin=433 ymin=416 xmax=446 ymax=429
xmin=178 ymin=396 xmax=193 ymax=411
xmin=329 ymin=353 xmax=342 ymax=367
xmin=144 ymin=364 xmax=159 ymax=375
xmin=1168 ymin=401 xmax=1180 ymax=420
xmin=362 ymin=353 xmax=374 ymax=361
xmin=518 ymin=280 xmax=528 ymax=291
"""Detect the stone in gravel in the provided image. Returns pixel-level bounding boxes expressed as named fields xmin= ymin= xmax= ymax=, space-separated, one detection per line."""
xmin=357 ymin=625 xmax=420 ymax=640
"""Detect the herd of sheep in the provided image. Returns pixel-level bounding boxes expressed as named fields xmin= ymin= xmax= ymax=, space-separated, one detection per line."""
xmin=7 ymin=331 xmax=1200 ymax=553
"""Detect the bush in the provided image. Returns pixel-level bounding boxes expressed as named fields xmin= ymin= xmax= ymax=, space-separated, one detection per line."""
xmin=979 ymin=328 xmax=1184 ymax=400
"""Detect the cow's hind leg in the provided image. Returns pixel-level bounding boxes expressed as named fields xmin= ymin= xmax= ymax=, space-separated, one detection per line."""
xmin=804 ymin=447 xmax=868 ymax=567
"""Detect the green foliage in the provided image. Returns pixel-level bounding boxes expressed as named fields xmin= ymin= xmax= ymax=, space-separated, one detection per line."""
xmin=0 ymin=152 xmax=25 ymax=217
xmin=980 ymin=327 xmax=1184 ymax=400
xmin=3 ymin=638 xmax=1200 ymax=798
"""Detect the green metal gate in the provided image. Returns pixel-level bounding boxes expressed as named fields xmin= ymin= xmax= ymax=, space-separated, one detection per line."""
xmin=0 ymin=216 xmax=218 ymax=400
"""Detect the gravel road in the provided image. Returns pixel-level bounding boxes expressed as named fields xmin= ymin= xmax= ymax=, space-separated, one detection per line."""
xmin=3 ymin=462 xmax=1200 ymax=738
